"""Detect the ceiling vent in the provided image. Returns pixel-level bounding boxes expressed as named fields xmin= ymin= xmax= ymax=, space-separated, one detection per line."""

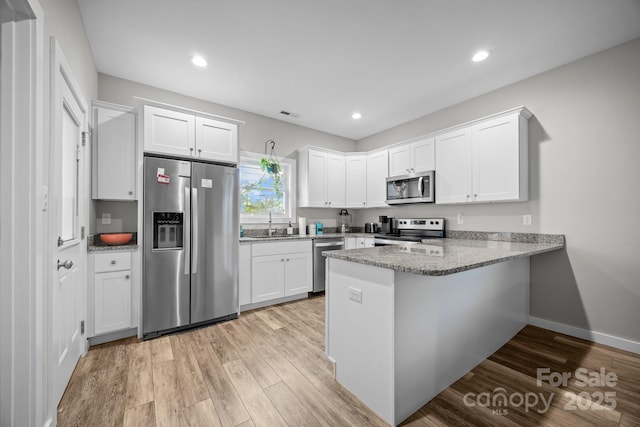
xmin=280 ymin=110 xmax=300 ymax=118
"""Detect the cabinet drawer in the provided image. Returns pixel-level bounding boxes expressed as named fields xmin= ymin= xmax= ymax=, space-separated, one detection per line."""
xmin=251 ymin=240 xmax=311 ymax=257
xmin=94 ymin=252 xmax=131 ymax=273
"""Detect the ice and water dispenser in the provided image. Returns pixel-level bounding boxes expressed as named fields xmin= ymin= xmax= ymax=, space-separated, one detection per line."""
xmin=153 ymin=212 xmax=184 ymax=249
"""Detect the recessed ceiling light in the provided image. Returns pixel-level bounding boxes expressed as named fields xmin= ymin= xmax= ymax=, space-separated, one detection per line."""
xmin=191 ymin=55 xmax=208 ymax=67
xmin=352 ymin=112 xmax=362 ymax=119
xmin=472 ymin=50 xmax=491 ymax=62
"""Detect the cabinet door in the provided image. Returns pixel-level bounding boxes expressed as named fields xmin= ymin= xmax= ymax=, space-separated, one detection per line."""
xmin=345 ymin=155 xmax=367 ymax=208
xmin=326 ymin=153 xmax=346 ymax=207
xmin=472 ymin=114 xmax=522 ymax=202
xmin=345 ymin=237 xmax=356 ymax=250
xmin=143 ymin=105 xmax=195 ymax=157
xmin=435 ymin=129 xmax=472 ymax=204
xmin=251 ymin=254 xmax=285 ymax=303
xmin=94 ymin=271 xmax=132 ymax=335
xmin=388 ymin=145 xmax=412 ymax=176
xmin=366 ymin=150 xmax=389 ymax=208
xmin=93 ymin=106 xmax=136 ymax=200
xmin=239 ymin=244 xmax=252 ymax=307
xmin=411 ymin=138 xmax=435 ymax=173
xmin=307 ymin=151 xmax=328 ymax=207
xmin=284 ymin=252 xmax=312 ymax=296
xmin=195 ymin=116 xmax=238 ymax=164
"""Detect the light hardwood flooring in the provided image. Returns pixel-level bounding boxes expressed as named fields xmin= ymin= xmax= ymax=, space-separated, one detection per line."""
xmin=58 ymin=296 xmax=640 ymax=426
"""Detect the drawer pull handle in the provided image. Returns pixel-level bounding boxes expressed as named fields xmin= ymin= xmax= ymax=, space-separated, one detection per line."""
xmin=110 ymin=260 xmax=116 ymax=265
xmin=125 ymin=275 xmax=130 ymax=279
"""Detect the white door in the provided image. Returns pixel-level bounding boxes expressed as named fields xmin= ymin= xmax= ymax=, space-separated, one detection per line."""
xmin=49 ymin=39 xmax=87 ymax=409
xmin=251 ymin=255 xmax=285 ymax=303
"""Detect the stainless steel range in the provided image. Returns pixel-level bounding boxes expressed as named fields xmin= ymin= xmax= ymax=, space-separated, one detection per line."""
xmin=373 ymin=218 xmax=445 ymax=246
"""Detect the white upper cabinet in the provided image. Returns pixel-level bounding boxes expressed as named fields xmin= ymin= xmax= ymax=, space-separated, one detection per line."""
xmin=144 ymin=105 xmax=195 ymax=157
xmin=435 ymin=128 xmax=473 ymax=204
xmin=388 ymin=138 xmax=435 ymax=177
xmin=298 ymin=148 xmax=345 ymax=208
xmin=471 ymin=113 xmax=527 ymax=202
xmin=436 ymin=107 xmax=530 ymax=204
xmin=195 ymin=116 xmax=238 ymax=164
xmin=92 ymin=102 xmax=136 ymax=200
xmin=345 ymin=154 xmax=367 ymax=208
xmin=366 ymin=150 xmax=389 ymax=208
xmin=143 ymin=104 xmax=238 ymax=164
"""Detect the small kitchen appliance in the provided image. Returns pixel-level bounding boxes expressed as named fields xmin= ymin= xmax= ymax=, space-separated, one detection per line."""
xmin=374 ymin=218 xmax=445 ymax=246
xmin=338 ymin=209 xmax=352 ymax=233
xmin=379 ymin=216 xmax=397 ymax=234
xmin=364 ymin=222 xmax=378 ymax=233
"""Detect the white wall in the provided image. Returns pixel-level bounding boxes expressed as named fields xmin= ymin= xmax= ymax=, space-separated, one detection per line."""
xmin=356 ymin=38 xmax=640 ymax=345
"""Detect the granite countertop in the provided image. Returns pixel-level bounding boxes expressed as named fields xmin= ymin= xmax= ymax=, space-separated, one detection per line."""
xmin=87 ymin=233 xmax=139 ymax=252
xmin=323 ymin=237 xmax=564 ymax=276
xmin=240 ymin=232 xmax=373 ymax=243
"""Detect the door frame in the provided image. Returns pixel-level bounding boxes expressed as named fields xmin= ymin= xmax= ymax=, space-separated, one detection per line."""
xmin=0 ymin=0 xmax=45 ymax=426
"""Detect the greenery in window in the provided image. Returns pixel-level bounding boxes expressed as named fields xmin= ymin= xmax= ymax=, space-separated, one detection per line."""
xmin=240 ymin=141 xmax=287 ymax=216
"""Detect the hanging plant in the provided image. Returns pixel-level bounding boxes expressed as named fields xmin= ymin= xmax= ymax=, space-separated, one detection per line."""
xmin=261 ymin=139 xmax=283 ymax=197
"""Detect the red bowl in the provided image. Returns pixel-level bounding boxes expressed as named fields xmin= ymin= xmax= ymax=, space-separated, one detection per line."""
xmin=99 ymin=233 xmax=133 ymax=245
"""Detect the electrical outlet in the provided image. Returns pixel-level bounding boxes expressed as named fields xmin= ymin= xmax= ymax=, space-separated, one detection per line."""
xmin=457 ymin=213 xmax=464 ymax=225
xmin=348 ymin=287 xmax=363 ymax=304
xmin=523 ymin=214 xmax=532 ymax=226
xmin=102 ymin=213 xmax=112 ymax=225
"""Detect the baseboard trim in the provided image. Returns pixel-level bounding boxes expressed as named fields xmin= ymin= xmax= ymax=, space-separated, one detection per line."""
xmin=240 ymin=293 xmax=308 ymax=313
xmin=529 ymin=316 xmax=640 ymax=354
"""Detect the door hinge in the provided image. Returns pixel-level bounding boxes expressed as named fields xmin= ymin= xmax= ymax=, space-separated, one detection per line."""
xmin=80 ymin=320 xmax=85 ymax=335
xmin=57 ymin=236 xmax=63 ymax=247
xmin=82 ymin=131 xmax=89 ymax=146
xmin=81 ymin=226 xmax=85 ymax=240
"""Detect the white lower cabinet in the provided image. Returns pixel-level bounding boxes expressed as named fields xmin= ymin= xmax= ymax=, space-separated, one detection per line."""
xmin=92 ymin=251 xmax=133 ymax=335
xmin=345 ymin=236 xmax=374 ymax=249
xmin=250 ymin=240 xmax=312 ymax=304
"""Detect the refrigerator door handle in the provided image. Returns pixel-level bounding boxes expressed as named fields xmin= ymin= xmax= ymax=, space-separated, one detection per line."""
xmin=192 ymin=188 xmax=198 ymax=275
xmin=184 ymin=186 xmax=191 ymax=275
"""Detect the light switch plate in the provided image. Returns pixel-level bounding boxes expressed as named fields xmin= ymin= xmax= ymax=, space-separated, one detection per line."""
xmin=457 ymin=213 xmax=464 ymax=225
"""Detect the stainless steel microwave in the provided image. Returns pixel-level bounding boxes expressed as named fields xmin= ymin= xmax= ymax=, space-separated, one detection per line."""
xmin=386 ymin=170 xmax=435 ymax=204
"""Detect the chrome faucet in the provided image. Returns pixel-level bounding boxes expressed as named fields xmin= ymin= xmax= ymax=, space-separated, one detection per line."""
xmin=268 ymin=211 xmax=274 ymax=236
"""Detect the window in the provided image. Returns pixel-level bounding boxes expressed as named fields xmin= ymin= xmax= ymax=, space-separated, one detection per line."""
xmin=239 ymin=152 xmax=296 ymax=223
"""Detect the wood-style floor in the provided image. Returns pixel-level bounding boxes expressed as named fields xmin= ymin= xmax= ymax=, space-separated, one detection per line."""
xmin=58 ymin=295 xmax=640 ymax=426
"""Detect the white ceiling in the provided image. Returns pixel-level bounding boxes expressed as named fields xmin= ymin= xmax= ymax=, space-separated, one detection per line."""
xmin=77 ymin=0 xmax=640 ymax=140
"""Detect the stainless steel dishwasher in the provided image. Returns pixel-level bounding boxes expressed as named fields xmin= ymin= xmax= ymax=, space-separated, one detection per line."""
xmin=312 ymin=238 xmax=344 ymax=292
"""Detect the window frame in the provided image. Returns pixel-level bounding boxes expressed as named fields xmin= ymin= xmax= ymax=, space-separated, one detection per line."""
xmin=239 ymin=151 xmax=297 ymax=224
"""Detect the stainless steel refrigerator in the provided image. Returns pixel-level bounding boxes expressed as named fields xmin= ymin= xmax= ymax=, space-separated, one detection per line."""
xmin=143 ymin=155 xmax=239 ymax=338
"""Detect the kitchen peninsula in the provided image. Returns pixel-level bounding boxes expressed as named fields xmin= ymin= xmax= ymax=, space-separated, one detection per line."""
xmin=323 ymin=233 xmax=564 ymax=426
